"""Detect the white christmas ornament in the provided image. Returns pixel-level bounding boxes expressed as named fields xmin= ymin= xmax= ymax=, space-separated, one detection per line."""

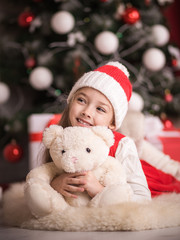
xmin=129 ymin=92 xmax=144 ymax=112
xmin=142 ymin=48 xmax=166 ymax=71
xmin=51 ymin=11 xmax=75 ymax=34
xmin=29 ymin=67 xmax=53 ymax=90
xmin=151 ymin=24 xmax=170 ymax=46
xmin=0 ymin=82 xmax=10 ymax=104
xmin=94 ymin=31 xmax=119 ymax=55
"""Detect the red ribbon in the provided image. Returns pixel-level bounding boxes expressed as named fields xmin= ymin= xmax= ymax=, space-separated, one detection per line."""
xmin=29 ymin=132 xmax=43 ymax=142
xmin=29 ymin=114 xmax=62 ymax=142
xmin=46 ymin=114 xmax=62 ymax=128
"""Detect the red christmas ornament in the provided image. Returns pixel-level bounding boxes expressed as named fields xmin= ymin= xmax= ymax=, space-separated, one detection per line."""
xmin=164 ymin=89 xmax=173 ymax=102
xmin=165 ymin=93 xmax=173 ymax=102
xmin=3 ymin=142 xmax=23 ymax=163
xmin=25 ymin=57 xmax=36 ymax=68
xmin=164 ymin=119 xmax=173 ymax=129
xmin=122 ymin=7 xmax=140 ymax=24
xmin=172 ymin=58 xmax=178 ymax=67
xmin=18 ymin=11 xmax=35 ymax=27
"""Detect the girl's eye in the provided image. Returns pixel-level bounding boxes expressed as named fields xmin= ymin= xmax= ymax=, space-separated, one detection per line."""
xmin=77 ymin=97 xmax=85 ymax=103
xmin=97 ymin=107 xmax=106 ymax=113
xmin=86 ymin=148 xmax=91 ymax=153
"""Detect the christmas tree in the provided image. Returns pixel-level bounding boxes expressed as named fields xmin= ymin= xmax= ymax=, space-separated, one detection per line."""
xmin=0 ymin=0 xmax=180 ymax=183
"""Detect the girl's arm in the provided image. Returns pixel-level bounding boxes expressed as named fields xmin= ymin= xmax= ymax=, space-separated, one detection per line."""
xmin=115 ymin=136 xmax=151 ymax=201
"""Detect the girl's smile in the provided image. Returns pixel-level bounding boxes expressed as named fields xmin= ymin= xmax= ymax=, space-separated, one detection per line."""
xmin=76 ymin=117 xmax=93 ymax=127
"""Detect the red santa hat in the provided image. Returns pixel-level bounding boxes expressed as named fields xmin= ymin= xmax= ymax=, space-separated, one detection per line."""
xmin=67 ymin=61 xmax=132 ymax=130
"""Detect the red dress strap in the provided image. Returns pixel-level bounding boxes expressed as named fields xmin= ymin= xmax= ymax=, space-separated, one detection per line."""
xmin=109 ymin=131 xmax=125 ymax=157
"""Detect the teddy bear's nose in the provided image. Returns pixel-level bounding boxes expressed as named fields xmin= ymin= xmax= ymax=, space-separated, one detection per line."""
xmin=71 ymin=157 xmax=78 ymax=163
xmin=62 ymin=150 xmax=65 ymax=154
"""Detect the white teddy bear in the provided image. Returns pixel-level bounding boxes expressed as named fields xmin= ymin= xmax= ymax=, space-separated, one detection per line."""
xmin=24 ymin=125 xmax=133 ymax=218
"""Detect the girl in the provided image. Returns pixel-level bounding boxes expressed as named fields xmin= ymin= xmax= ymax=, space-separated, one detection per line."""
xmin=49 ymin=61 xmax=151 ymax=201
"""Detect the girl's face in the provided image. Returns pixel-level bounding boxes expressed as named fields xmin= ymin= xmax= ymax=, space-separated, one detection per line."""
xmin=69 ymin=87 xmax=115 ymax=130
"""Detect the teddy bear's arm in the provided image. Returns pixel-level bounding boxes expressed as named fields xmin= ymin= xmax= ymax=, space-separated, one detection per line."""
xmin=90 ymin=157 xmax=133 ymax=207
xmin=25 ymin=162 xmax=68 ymax=218
xmin=94 ymin=156 xmax=128 ymax=187
xmin=26 ymin=162 xmax=63 ymax=183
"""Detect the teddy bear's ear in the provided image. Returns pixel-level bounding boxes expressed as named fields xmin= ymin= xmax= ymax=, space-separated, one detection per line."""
xmin=91 ymin=126 xmax=114 ymax=147
xmin=42 ymin=125 xmax=63 ymax=149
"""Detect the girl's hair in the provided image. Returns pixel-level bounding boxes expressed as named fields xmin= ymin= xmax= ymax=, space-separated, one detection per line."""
xmin=58 ymin=104 xmax=71 ymax=128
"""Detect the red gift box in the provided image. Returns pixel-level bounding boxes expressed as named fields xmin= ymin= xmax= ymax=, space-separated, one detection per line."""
xmin=144 ymin=115 xmax=180 ymax=162
xmin=28 ymin=114 xmax=61 ymax=169
xmin=142 ymin=126 xmax=180 ymax=197
xmin=158 ymin=129 xmax=180 ymax=162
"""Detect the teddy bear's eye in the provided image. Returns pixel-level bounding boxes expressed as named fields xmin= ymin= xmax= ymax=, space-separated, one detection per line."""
xmin=62 ymin=150 xmax=65 ymax=154
xmin=86 ymin=148 xmax=91 ymax=153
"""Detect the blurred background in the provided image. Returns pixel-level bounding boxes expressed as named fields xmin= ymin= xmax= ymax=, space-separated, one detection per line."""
xmin=0 ymin=0 xmax=180 ymax=185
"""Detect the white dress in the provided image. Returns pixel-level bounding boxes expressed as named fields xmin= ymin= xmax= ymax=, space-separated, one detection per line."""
xmin=115 ymin=136 xmax=151 ymax=201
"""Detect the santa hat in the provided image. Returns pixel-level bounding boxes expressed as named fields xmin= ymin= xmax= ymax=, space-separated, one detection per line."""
xmin=67 ymin=61 xmax=132 ymax=130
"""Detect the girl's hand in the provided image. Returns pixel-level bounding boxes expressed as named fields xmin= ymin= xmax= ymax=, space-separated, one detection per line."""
xmin=78 ymin=171 xmax=104 ymax=198
xmin=51 ymin=172 xmax=86 ymax=198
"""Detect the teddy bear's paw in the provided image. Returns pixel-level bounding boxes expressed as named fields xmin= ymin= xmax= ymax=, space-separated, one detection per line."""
xmin=90 ymin=184 xmax=133 ymax=207
xmin=24 ymin=183 xmax=52 ymax=218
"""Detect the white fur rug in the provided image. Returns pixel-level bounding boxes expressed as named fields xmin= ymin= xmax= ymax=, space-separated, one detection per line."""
xmin=2 ymin=182 xmax=180 ymax=231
